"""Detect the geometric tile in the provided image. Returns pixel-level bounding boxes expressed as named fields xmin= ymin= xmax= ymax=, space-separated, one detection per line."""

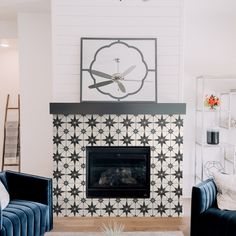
xmin=53 ymin=114 xmax=183 ymax=217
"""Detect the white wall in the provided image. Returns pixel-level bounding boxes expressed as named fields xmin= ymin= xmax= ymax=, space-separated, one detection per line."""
xmin=184 ymin=0 xmax=236 ymax=75
xmin=52 ymin=0 xmax=183 ymax=102
xmin=0 ymin=20 xmax=17 ymax=38
xmin=183 ymin=0 xmax=236 ymax=196
xmin=0 ymin=43 xmax=19 ymax=169
xmin=17 ymin=12 xmax=53 ymax=177
xmin=11 ymin=0 xmax=236 ymax=195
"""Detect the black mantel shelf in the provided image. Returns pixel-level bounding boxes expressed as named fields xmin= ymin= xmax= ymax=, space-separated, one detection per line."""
xmin=50 ymin=102 xmax=186 ymax=115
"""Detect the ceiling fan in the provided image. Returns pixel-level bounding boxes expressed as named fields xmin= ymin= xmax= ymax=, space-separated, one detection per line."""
xmin=88 ymin=65 xmax=136 ymax=93
xmin=119 ymin=0 xmax=149 ymax=1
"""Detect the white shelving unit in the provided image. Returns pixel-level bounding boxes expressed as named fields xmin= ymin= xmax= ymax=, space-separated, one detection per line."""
xmin=195 ymin=75 xmax=236 ymax=183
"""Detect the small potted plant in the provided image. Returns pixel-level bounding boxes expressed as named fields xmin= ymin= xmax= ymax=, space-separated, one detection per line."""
xmin=204 ymin=94 xmax=220 ymax=110
xmin=101 ymin=221 xmax=124 ymax=236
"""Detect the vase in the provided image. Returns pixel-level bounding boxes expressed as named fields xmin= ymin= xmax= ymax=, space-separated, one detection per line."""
xmin=207 ymin=128 xmax=219 ymax=145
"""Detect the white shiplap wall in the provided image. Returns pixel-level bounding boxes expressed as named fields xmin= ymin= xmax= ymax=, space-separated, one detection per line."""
xmin=52 ymin=0 xmax=183 ymax=102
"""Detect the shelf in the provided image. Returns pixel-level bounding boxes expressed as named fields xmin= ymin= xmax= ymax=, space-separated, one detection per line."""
xmin=219 ymin=122 xmax=236 ymax=129
xmin=219 ymin=109 xmax=230 ymax=112
xmin=221 ymin=91 xmax=236 ymax=95
xmin=219 ymin=125 xmax=230 ymax=129
xmin=196 ymin=108 xmax=219 ymax=112
xmin=225 ymin=157 xmax=234 ymax=164
xmin=196 ymin=141 xmax=235 ymax=148
xmin=197 ymin=75 xmax=236 ymax=80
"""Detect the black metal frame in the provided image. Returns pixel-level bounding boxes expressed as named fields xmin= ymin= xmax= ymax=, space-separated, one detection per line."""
xmin=80 ymin=37 xmax=157 ymax=102
xmin=86 ymin=146 xmax=150 ymax=198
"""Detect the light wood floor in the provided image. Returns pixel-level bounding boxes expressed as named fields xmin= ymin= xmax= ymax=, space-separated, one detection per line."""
xmin=52 ymin=199 xmax=191 ymax=236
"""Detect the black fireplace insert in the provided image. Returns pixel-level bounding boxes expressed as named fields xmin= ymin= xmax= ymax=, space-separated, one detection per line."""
xmin=86 ymin=146 xmax=150 ymax=198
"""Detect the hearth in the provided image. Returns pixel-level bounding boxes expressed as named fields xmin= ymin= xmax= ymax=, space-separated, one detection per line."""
xmin=86 ymin=146 xmax=150 ymax=198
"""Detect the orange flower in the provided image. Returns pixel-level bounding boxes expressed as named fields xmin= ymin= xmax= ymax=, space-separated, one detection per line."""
xmin=204 ymin=94 xmax=220 ymax=109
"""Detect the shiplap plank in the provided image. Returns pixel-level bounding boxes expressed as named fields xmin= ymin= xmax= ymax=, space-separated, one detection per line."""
xmin=54 ymin=36 xmax=81 ymax=45
xmin=54 ymin=55 xmax=80 ymax=65
xmin=55 ymin=0 xmax=181 ymax=7
xmin=55 ymin=7 xmax=180 ymax=18
xmin=55 ymin=36 xmax=180 ymax=47
xmin=55 ymin=65 xmax=80 ymax=75
xmin=54 ymin=75 xmax=179 ymax=88
xmin=54 ymin=54 xmax=179 ymax=67
xmin=54 ymin=74 xmax=178 ymax=82
xmin=158 ymin=46 xmax=179 ymax=56
xmin=158 ymin=37 xmax=180 ymax=46
xmin=55 ymin=45 xmax=80 ymax=56
xmin=54 ymin=81 xmax=80 ymax=89
xmin=55 ymin=45 xmax=179 ymax=57
xmin=56 ymin=16 xmax=180 ymax=27
xmin=54 ymin=74 xmax=80 ymax=82
xmin=54 ymin=65 xmax=179 ymax=77
xmin=55 ymin=26 xmax=180 ymax=37
xmin=158 ymin=66 xmax=179 ymax=76
xmin=157 ymin=55 xmax=179 ymax=66
xmin=158 ymin=75 xmax=179 ymax=83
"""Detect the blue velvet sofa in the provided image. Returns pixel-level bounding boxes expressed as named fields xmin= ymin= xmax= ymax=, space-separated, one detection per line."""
xmin=0 ymin=171 xmax=53 ymax=236
xmin=191 ymin=178 xmax=236 ymax=236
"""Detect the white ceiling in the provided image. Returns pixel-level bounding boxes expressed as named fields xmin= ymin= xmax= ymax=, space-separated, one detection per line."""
xmin=0 ymin=0 xmax=50 ymax=20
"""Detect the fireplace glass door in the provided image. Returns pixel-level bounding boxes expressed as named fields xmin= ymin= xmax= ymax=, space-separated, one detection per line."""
xmin=86 ymin=146 xmax=150 ymax=198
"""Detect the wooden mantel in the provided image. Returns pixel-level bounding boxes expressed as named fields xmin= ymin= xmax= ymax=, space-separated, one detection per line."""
xmin=49 ymin=102 xmax=186 ymax=115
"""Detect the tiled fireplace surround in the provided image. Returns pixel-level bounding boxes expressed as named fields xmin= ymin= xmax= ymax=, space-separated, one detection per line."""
xmin=51 ymin=103 xmax=185 ymax=217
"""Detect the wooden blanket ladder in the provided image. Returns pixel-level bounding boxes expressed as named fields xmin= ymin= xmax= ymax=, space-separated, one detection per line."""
xmin=2 ymin=94 xmax=21 ymax=171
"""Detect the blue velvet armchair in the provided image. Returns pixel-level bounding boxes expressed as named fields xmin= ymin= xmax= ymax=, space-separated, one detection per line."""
xmin=0 ymin=171 xmax=53 ymax=236
xmin=191 ymin=178 xmax=236 ymax=236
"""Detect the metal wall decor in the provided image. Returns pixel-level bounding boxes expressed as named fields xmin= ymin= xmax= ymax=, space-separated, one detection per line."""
xmin=80 ymin=38 xmax=157 ymax=102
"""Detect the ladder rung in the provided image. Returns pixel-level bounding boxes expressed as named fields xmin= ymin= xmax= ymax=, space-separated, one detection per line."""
xmin=8 ymin=107 xmax=19 ymax=110
xmin=3 ymin=164 xmax=19 ymax=166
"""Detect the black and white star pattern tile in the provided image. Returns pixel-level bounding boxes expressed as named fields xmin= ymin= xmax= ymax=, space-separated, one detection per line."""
xmin=53 ymin=114 xmax=183 ymax=217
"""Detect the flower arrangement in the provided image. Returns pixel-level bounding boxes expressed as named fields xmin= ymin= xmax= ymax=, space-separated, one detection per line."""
xmin=204 ymin=94 xmax=220 ymax=110
xmin=101 ymin=221 xmax=124 ymax=236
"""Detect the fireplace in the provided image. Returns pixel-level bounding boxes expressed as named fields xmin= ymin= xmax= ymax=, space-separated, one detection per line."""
xmin=86 ymin=146 xmax=150 ymax=198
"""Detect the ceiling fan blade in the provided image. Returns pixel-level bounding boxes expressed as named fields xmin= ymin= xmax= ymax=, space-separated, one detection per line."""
xmin=90 ymin=70 xmax=112 ymax=79
xmin=116 ymin=81 xmax=126 ymax=93
xmin=121 ymin=65 xmax=136 ymax=77
xmin=88 ymin=80 xmax=114 ymax=89
xmin=125 ymin=79 xmax=153 ymax=83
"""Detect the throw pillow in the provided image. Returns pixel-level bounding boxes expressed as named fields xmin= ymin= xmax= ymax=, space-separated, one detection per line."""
xmin=213 ymin=172 xmax=236 ymax=210
xmin=0 ymin=181 xmax=9 ymax=210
